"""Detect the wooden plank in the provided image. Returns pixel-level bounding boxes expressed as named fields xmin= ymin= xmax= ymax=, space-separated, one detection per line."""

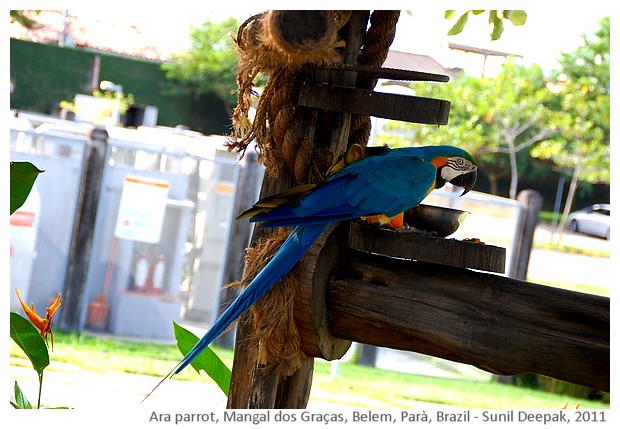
xmin=326 ymin=250 xmax=609 ymax=392
xmin=320 ymin=64 xmax=450 ymax=82
xmin=298 ymin=81 xmax=451 ymax=125
xmin=348 ymin=222 xmax=506 ymax=273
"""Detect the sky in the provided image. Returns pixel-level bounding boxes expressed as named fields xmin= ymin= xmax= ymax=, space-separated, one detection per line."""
xmin=59 ymin=4 xmax=610 ymax=76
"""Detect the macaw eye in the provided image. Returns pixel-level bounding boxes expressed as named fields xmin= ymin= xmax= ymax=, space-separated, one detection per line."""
xmin=454 ymin=158 xmax=466 ymax=167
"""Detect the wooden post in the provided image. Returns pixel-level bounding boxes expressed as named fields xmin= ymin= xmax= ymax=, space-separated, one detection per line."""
xmin=59 ymin=127 xmax=108 ymax=331
xmin=510 ymin=189 xmax=543 ymax=280
xmin=357 ymin=344 xmax=379 ymax=367
xmin=226 ymin=11 xmax=370 ymax=409
xmin=215 ymin=150 xmax=262 ymax=349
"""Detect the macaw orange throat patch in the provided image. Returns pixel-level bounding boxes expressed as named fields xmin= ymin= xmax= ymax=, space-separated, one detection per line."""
xmin=15 ymin=289 xmax=62 ymax=351
xmin=431 ymin=156 xmax=449 ymax=169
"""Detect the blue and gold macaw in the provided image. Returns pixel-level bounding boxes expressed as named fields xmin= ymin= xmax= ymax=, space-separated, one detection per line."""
xmin=146 ymin=145 xmax=477 ymax=398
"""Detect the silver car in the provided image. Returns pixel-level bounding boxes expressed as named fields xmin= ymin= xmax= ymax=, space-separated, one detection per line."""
xmin=568 ymin=204 xmax=610 ymax=240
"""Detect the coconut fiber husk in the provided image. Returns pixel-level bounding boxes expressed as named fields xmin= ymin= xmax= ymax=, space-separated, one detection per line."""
xmin=228 ymin=228 xmax=305 ymax=376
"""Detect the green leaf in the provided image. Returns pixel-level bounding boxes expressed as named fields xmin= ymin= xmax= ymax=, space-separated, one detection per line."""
xmin=10 ymin=161 xmax=44 ymax=215
xmin=506 ymin=10 xmax=527 ymax=26
xmin=11 ymin=381 xmax=33 ymax=409
xmin=173 ymin=322 xmax=231 ymax=396
xmin=489 ymin=12 xmax=504 ymax=40
xmin=10 ymin=312 xmax=50 ymax=376
xmin=447 ymin=12 xmax=469 ymax=36
xmin=491 ymin=21 xmax=504 ymax=40
xmin=444 ymin=10 xmax=455 ymax=19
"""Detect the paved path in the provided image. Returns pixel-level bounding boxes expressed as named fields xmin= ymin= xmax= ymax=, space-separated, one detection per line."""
xmin=529 ymin=224 xmax=610 ymax=290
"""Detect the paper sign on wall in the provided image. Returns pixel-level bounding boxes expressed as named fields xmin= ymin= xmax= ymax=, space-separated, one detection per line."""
xmin=114 ymin=175 xmax=169 ymax=243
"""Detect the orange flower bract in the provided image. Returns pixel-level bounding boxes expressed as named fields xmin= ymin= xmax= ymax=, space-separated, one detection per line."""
xmin=15 ymin=289 xmax=62 ymax=350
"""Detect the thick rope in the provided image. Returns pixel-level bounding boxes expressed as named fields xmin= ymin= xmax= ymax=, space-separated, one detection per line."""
xmin=348 ymin=10 xmax=400 ymax=148
xmin=226 ymin=229 xmax=304 ymax=376
xmin=229 ymin=11 xmax=349 ymax=183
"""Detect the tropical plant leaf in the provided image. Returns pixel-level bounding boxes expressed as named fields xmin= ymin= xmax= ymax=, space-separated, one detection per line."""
xmin=11 ymin=381 xmax=33 ymax=409
xmin=173 ymin=322 xmax=231 ymax=396
xmin=447 ymin=12 xmax=469 ymax=36
xmin=506 ymin=10 xmax=528 ymax=26
xmin=10 ymin=312 xmax=50 ymax=376
xmin=491 ymin=20 xmax=504 ymax=40
xmin=10 ymin=161 xmax=44 ymax=215
xmin=489 ymin=11 xmax=504 ymax=40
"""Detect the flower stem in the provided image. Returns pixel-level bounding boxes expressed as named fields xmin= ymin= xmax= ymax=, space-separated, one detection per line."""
xmin=37 ymin=372 xmax=43 ymax=409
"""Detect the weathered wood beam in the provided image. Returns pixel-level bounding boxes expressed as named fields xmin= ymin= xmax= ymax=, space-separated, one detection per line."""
xmin=319 ymin=64 xmax=450 ymax=83
xmin=298 ymin=81 xmax=451 ymax=125
xmin=349 ymin=222 xmax=506 ymax=273
xmin=326 ymin=248 xmax=610 ymax=392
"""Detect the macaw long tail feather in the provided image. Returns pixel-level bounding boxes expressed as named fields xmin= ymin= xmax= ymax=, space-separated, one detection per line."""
xmin=143 ymin=224 xmax=327 ymax=402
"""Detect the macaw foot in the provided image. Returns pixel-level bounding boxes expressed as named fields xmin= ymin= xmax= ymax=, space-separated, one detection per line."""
xmin=411 ymin=228 xmax=438 ymax=237
xmin=363 ymin=212 xmax=405 ymax=229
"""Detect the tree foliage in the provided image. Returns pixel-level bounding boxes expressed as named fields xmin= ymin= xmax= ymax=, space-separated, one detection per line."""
xmin=377 ymin=60 xmax=556 ymax=199
xmin=10 ymin=10 xmax=40 ymax=28
xmin=445 ymin=10 xmax=527 ymax=40
xmin=531 ymin=17 xmax=609 ymax=240
xmin=162 ymin=18 xmax=240 ymax=114
xmin=376 ymin=17 xmax=608 ymax=208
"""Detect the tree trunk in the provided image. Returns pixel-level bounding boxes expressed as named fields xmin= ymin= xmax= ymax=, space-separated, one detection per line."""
xmin=554 ymin=162 xmax=582 ymax=244
xmin=508 ymin=139 xmax=519 ymax=199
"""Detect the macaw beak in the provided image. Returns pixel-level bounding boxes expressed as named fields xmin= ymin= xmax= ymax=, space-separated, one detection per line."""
xmin=450 ymin=169 xmax=477 ymax=196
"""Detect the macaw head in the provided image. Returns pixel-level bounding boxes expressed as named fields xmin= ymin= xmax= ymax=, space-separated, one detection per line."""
xmin=431 ymin=147 xmax=478 ymax=196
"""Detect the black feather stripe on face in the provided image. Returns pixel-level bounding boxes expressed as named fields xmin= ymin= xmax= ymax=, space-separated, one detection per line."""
xmin=434 ymin=170 xmax=446 ymax=189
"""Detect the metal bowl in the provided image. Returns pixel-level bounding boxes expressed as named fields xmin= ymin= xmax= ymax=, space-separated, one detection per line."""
xmin=404 ymin=204 xmax=469 ymax=237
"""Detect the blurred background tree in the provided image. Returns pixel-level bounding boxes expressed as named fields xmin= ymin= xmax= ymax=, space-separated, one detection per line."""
xmin=375 ymin=17 xmax=609 ymax=210
xmin=378 ymin=61 xmax=557 ymax=199
xmin=162 ymin=17 xmax=240 ymax=115
xmin=531 ymin=17 xmax=609 ymax=240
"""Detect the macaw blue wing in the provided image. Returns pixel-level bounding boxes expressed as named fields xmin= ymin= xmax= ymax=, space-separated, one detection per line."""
xmin=250 ymin=152 xmax=437 ymax=228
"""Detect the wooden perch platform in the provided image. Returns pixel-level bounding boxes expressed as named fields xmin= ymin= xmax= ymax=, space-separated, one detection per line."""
xmin=349 ymin=222 xmax=506 ymax=273
xmin=296 ymin=224 xmax=610 ymax=393
xmin=320 ymin=64 xmax=450 ymax=83
xmin=298 ymin=81 xmax=451 ymax=125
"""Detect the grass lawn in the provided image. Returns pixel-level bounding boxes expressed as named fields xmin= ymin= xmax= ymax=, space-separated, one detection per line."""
xmin=525 ymin=278 xmax=610 ymax=298
xmin=10 ymin=331 xmax=608 ymax=409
